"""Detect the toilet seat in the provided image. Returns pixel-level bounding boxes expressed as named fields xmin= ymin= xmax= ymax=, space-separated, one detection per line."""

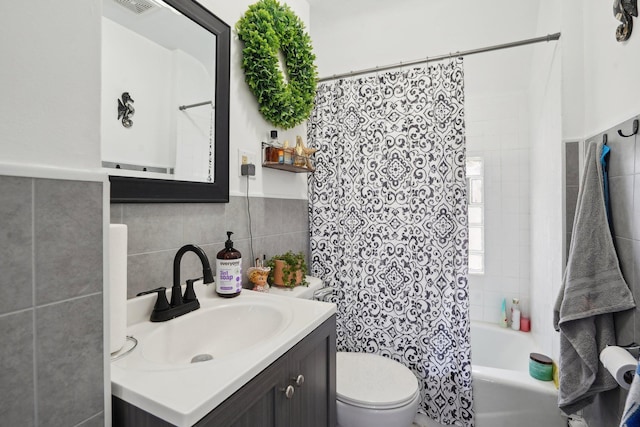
xmin=336 ymin=352 xmax=419 ymax=410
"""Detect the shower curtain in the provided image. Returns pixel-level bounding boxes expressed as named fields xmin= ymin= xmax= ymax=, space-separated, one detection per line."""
xmin=307 ymin=58 xmax=473 ymax=426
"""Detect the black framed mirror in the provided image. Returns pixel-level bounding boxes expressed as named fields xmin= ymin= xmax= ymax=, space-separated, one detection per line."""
xmin=104 ymin=0 xmax=230 ymax=203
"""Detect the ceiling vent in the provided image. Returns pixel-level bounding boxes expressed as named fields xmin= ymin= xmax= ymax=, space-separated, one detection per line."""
xmin=112 ymin=0 xmax=157 ymax=15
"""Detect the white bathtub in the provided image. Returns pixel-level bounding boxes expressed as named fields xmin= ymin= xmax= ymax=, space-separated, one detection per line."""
xmin=471 ymin=321 xmax=566 ymax=427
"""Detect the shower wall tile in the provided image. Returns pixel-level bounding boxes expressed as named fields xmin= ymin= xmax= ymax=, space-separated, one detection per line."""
xmin=34 ymin=179 xmax=103 ymax=305
xmin=116 ymin=196 xmax=311 ymax=297
xmin=0 ymin=175 xmax=105 ymax=427
xmin=0 ymin=176 xmax=33 ymax=315
xmin=0 ymin=310 xmax=35 ymax=426
xmin=466 ymin=91 xmax=531 ymax=322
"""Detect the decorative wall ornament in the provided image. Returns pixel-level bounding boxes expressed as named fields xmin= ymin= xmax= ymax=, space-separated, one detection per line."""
xmin=235 ymin=0 xmax=317 ymax=129
xmin=308 ymin=58 xmax=473 ymax=426
xmin=117 ymin=92 xmax=135 ymax=128
xmin=614 ymin=0 xmax=638 ymax=41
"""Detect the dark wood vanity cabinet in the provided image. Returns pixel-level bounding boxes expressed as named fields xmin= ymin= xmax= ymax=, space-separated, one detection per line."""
xmin=113 ymin=315 xmax=336 ymax=427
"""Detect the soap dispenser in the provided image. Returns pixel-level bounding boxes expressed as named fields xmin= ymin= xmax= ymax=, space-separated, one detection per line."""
xmin=216 ymin=231 xmax=242 ymax=298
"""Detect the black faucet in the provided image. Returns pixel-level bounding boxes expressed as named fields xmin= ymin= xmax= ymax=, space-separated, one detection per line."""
xmin=137 ymin=244 xmax=214 ymax=322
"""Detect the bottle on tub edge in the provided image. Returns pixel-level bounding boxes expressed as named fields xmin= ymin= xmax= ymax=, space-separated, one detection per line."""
xmin=511 ymin=297 xmax=521 ymax=330
xmin=216 ymin=231 xmax=242 ymax=298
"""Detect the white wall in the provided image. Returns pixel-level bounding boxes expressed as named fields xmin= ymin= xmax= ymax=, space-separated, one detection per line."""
xmin=582 ymin=0 xmax=640 ymax=138
xmin=201 ymin=0 xmax=311 ymax=198
xmin=1 ymin=0 xmax=310 ymax=199
xmin=0 ymin=0 xmax=101 ymax=171
xmin=561 ymin=0 xmax=640 ymax=141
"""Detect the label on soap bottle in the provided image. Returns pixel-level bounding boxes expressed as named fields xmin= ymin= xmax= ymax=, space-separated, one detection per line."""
xmin=216 ymin=258 xmax=242 ymax=294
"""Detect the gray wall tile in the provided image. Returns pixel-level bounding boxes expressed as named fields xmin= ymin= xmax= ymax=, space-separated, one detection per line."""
xmin=263 ymin=198 xmax=286 ymax=235
xmin=566 ymin=184 xmax=579 ymax=233
xmin=183 ymin=203 xmax=226 ymax=245
xmin=119 ymin=196 xmax=310 ymax=298
xmin=0 ymin=176 xmax=33 ymax=315
xmin=123 ymin=203 xmax=184 ymax=254
xmin=616 ymin=237 xmax=635 ymax=289
xmin=633 ymin=174 xmax=640 ymax=240
xmin=224 ymin=196 xmax=250 ymax=239
xmin=0 ymin=310 xmax=35 ymax=426
xmin=579 ymin=118 xmax=640 ymax=427
xmin=609 ymin=175 xmax=634 ymax=240
xmin=34 ymin=179 xmax=103 ymax=304
xmin=36 ymin=294 xmax=103 ymax=427
xmin=607 ymin=118 xmax=637 ymax=178
xmin=110 ymin=204 xmax=123 ymax=224
xmin=565 ymin=141 xmax=580 ymax=185
xmin=0 ymin=177 xmax=104 ymax=427
xmin=127 ymin=251 xmax=175 ymax=298
xmin=76 ymin=411 xmax=104 ymax=427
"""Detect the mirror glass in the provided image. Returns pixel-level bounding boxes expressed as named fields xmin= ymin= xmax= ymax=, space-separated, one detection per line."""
xmin=102 ymin=0 xmax=230 ymax=202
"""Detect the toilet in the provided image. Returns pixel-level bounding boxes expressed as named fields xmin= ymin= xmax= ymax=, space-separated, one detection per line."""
xmin=269 ymin=277 xmax=420 ymax=427
xmin=336 ymin=351 xmax=420 ymax=427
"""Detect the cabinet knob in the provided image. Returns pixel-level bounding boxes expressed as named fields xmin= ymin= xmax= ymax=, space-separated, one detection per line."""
xmin=283 ymin=385 xmax=295 ymax=399
xmin=293 ymin=374 xmax=305 ymax=387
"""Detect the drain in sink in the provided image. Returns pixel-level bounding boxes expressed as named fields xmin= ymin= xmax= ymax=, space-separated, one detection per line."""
xmin=191 ymin=354 xmax=214 ymax=363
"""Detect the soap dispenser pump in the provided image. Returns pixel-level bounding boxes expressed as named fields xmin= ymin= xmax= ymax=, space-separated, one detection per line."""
xmin=216 ymin=231 xmax=242 ymax=298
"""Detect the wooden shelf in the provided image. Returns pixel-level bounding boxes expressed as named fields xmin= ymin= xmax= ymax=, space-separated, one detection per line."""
xmin=262 ymin=162 xmax=314 ymax=173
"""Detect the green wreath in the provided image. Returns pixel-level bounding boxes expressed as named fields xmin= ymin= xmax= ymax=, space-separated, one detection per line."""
xmin=236 ymin=0 xmax=318 ymax=129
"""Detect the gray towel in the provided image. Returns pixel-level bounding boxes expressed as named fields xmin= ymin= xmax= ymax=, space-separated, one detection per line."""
xmin=554 ymin=140 xmax=635 ymax=415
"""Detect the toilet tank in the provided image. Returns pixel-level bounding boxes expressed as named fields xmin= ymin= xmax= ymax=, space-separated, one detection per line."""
xmin=267 ymin=276 xmax=325 ymax=299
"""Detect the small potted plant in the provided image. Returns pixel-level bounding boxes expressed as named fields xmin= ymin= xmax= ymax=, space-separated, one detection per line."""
xmin=267 ymin=251 xmax=308 ymax=288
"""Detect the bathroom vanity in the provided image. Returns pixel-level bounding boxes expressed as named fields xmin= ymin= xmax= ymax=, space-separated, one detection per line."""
xmin=111 ymin=286 xmax=336 ymax=426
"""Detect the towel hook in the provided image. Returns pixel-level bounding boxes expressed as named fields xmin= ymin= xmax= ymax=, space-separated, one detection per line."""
xmin=603 ymin=133 xmax=608 ymax=145
xmin=617 ymin=119 xmax=639 ymax=138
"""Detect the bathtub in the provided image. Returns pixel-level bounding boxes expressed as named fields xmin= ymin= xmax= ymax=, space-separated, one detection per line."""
xmin=471 ymin=321 xmax=566 ymax=427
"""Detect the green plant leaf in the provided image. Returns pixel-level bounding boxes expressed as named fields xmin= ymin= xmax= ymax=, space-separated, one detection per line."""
xmin=236 ymin=0 xmax=318 ymax=129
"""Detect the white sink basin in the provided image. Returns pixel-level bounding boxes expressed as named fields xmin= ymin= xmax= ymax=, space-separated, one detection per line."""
xmin=111 ymin=281 xmax=335 ymax=426
xmin=140 ymin=301 xmax=292 ymax=366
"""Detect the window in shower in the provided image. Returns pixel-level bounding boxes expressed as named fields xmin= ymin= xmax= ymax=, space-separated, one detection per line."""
xmin=467 ymin=157 xmax=484 ymax=274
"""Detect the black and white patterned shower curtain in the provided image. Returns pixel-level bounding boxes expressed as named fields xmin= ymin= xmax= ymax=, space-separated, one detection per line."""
xmin=307 ymin=58 xmax=473 ymax=426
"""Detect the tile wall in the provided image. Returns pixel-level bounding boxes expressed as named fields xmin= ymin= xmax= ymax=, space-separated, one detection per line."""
xmin=465 ymin=91 xmax=532 ymax=324
xmin=0 ymin=176 xmax=104 ymax=426
xmin=111 ymin=196 xmax=310 ymax=298
xmin=565 ymin=141 xmax=580 ymax=260
xmin=579 ymin=115 xmax=640 ymax=427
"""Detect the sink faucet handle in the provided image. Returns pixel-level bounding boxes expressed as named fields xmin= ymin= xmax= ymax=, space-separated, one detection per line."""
xmin=136 ymin=287 xmax=170 ymax=312
xmin=183 ymin=278 xmax=200 ymax=303
xmin=170 ymin=284 xmax=183 ymax=307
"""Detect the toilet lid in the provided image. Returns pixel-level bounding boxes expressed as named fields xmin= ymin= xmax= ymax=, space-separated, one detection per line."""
xmin=336 ymin=352 xmax=419 ymax=410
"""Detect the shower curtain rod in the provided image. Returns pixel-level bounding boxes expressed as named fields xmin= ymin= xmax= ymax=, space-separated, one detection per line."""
xmin=178 ymin=100 xmax=213 ymax=111
xmin=318 ymin=32 xmax=561 ymax=82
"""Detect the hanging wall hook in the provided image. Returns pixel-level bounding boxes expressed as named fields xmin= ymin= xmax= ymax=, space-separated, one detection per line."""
xmin=603 ymin=133 xmax=608 ymax=145
xmin=617 ymin=119 xmax=639 ymax=138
